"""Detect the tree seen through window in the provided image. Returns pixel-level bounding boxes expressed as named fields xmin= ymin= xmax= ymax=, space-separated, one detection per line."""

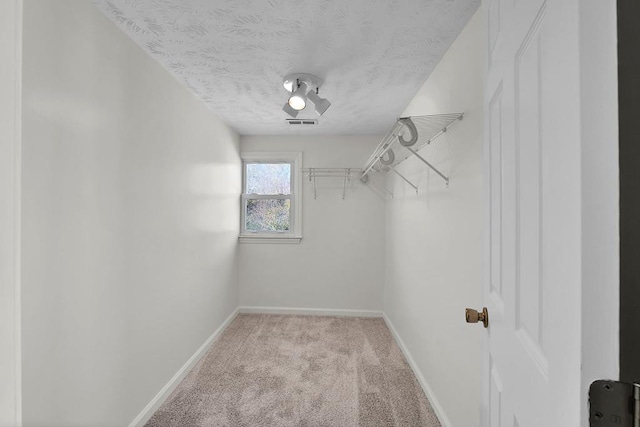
xmin=244 ymin=163 xmax=292 ymax=232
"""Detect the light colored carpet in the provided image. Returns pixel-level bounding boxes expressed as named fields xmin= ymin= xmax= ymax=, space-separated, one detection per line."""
xmin=145 ymin=314 xmax=441 ymax=427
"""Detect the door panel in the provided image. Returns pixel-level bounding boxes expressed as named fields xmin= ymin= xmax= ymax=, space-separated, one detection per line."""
xmin=488 ymin=82 xmax=504 ymax=312
xmin=514 ymin=6 xmax=546 ymax=376
xmin=489 ymin=361 xmax=504 ymax=427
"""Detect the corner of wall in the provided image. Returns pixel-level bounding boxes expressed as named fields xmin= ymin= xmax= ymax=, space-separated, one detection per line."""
xmin=381 ymin=7 xmax=484 ymax=427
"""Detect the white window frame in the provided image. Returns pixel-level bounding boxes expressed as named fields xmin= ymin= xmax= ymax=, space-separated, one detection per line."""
xmin=239 ymin=152 xmax=302 ymax=244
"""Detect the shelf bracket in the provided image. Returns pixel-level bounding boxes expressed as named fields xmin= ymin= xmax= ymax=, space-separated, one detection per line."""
xmin=302 ymin=167 xmax=362 ymax=199
xmin=360 ymin=113 xmax=462 ymax=187
xmin=311 ymin=169 xmax=317 ymax=199
xmin=406 ymin=147 xmax=449 ymax=186
xmin=342 ymin=168 xmax=350 ymax=200
xmin=391 ymin=167 xmax=419 ymax=194
xmin=377 ymin=182 xmax=395 ymax=198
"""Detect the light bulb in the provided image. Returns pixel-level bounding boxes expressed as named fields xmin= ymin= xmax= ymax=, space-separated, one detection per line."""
xmin=288 ymin=95 xmax=306 ymax=110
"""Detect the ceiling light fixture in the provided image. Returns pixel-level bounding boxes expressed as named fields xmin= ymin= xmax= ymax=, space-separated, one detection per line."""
xmin=306 ymin=89 xmax=331 ymax=116
xmin=288 ymin=81 xmax=308 ymax=111
xmin=282 ymin=73 xmax=331 ymax=118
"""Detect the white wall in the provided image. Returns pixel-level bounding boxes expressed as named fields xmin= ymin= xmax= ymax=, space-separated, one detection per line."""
xmin=0 ymin=1 xmax=22 ymax=425
xmin=383 ymin=11 xmax=484 ymax=427
xmin=20 ymin=1 xmax=240 ymax=425
xmin=239 ymin=135 xmax=385 ymax=313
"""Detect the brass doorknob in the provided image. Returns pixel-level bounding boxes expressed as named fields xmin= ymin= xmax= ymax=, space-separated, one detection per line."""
xmin=465 ymin=307 xmax=489 ymax=328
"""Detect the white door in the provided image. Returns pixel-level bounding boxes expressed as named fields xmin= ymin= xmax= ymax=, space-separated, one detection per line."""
xmin=483 ymin=0 xmax=583 ymax=425
xmin=0 ymin=0 xmax=22 ymax=425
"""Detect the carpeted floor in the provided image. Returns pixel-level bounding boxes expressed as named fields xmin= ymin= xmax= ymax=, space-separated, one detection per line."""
xmin=145 ymin=314 xmax=441 ymax=427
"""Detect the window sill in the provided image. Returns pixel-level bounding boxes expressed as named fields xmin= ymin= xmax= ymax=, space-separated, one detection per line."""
xmin=238 ymin=235 xmax=302 ymax=244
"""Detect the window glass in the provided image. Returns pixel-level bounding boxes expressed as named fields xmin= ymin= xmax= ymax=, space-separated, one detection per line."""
xmin=245 ymin=163 xmax=291 ymax=195
xmin=240 ymin=152 xmax=301 ymax=241
xmin=245 ymin=199 xmax=291 ymax=232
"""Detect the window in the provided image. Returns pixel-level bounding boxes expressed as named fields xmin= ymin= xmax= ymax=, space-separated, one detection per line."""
xmin=244 ymin=163 xmax=291 ymax=232
xmin=240 ymin=152 xmax=302 ymax=243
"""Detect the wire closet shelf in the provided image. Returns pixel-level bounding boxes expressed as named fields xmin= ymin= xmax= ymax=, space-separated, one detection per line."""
xmin=301 ymin=168 xmax=362 ymax=200
xmin=360 ymin=113 xmax=463 ymax=189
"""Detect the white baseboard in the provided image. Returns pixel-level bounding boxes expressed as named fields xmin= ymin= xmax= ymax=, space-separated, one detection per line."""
xmin=383 ymin=313 xmax=452 ymax=427
xmin=129 ymin=308 xmax=240 ymax=427
xmin=238 ymin=305 xmax=383 ymax=318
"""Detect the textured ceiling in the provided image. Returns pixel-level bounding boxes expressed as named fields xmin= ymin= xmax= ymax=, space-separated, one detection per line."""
xmin=93 ymin=0 xmax=479 ymax=135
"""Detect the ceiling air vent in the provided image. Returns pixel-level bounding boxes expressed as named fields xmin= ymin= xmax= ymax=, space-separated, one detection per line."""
xmin=287 ymin=119 xmax=318 ymax=126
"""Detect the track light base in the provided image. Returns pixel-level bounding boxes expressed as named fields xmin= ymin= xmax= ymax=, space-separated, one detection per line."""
xmin=283 ymin=73 xmax=323 ymax=93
